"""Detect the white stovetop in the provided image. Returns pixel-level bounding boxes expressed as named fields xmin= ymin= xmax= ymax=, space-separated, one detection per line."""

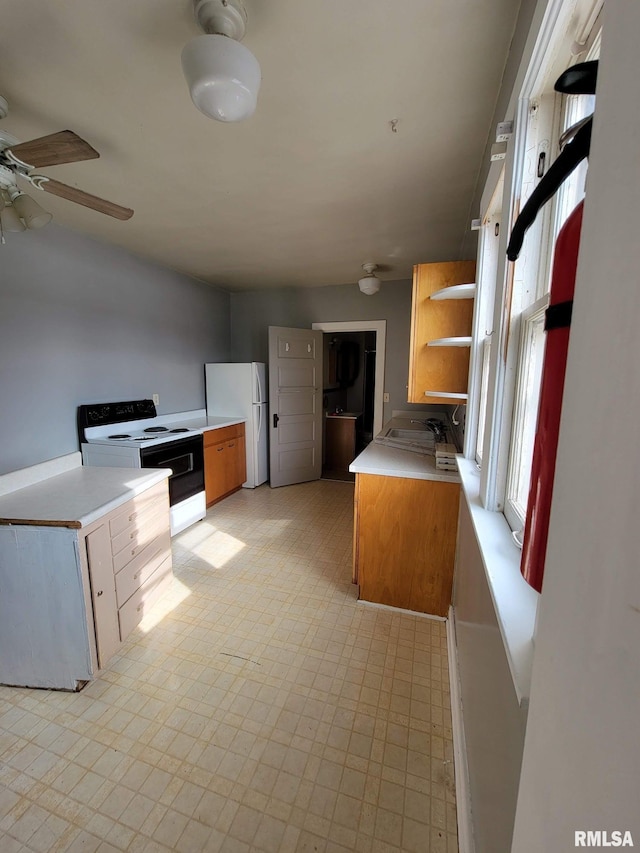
xmin=84 ymin=409 xmax=245 ymax=448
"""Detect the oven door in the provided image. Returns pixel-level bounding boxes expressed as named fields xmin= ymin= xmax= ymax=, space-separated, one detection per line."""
xmin=140 ymin=435 xmax=204 ymax=506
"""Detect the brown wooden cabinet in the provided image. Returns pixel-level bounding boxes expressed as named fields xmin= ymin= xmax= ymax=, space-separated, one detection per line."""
xmin=204 ymin=423 xmax=247 ymax=507
xmin=407 ymin=261 xmax=476 ymax=403
xmin=324 ymin=415 xmax=358 ymax=474
xmin=353 ymin=472 xmax=460 ymax=617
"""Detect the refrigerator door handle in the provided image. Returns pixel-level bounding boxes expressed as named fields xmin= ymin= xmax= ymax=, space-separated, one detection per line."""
xmin=255 ymin=364 xmax=263 ymax=404
xmin=256 ymin=404 xmax=263 ymax=440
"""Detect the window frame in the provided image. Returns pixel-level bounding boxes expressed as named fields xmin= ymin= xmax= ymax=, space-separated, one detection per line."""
xmin=469 ymin=0 xmax=603 ymax=522
xmin=503 ymin=294 xmax=549 ymax=530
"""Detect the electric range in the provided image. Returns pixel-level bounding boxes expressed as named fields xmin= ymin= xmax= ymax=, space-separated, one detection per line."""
xmin=78 ymin=400 xmax=206 ymax=536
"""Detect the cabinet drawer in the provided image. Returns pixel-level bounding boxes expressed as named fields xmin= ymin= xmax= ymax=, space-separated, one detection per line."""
xmin=109 ymin=481 xmax=168 ymax=540
xmin=118 ymin=556 xmax=173 ymax=642
xmin=115 ymin=529 xmax=171 ymax=608
xmin=203 ymin=423 xmax=244 ymax=447
xmin=112 ymin=510 xmax=168 ymax=573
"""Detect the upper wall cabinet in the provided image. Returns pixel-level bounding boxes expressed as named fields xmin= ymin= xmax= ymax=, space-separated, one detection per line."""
xmin=407 ymin=261 xmax=477 ymax=403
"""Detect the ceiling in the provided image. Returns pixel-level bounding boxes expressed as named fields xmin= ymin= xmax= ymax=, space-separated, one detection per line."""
xmin=0 ymin=0 xmax=520 ymax=291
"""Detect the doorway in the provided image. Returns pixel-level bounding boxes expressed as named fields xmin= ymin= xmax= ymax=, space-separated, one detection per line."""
xmin=312 ymin=320 xmax=386 ymax=482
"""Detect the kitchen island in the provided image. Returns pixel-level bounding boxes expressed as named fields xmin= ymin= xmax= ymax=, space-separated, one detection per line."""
xmin=349 ymin=416 xmax=461 ymax=617
xmin=0 ymin=453 xmax=172 ymax=690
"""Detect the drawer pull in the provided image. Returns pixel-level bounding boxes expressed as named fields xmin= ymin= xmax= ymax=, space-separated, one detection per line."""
xmin=228 ymin=442 xmax=235 ymax=448
xmin=217 ymin=447 xmax=224 ymax=452
xmin=137 ymin=605 xmax=143 ymax=613
xmin=129 ymin=512 xmax=136 ymax=522
xmin=133 ymin=572 xmax=139 ymax=580
xmin=96 ymin=590 xmax=103 ymax=597
xmin=130 ymin=532 xmax=136 ymax=539
xmin=131 ymin=548 xmax=136 ymax=556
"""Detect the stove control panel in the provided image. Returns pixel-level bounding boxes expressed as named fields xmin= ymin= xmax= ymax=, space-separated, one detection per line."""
xmin=77 ymin=399 xmax=158 ymax=441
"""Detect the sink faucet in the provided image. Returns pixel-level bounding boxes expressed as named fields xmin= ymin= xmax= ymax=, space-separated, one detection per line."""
xmin=410 ymin=418 xmax=445 ymax=439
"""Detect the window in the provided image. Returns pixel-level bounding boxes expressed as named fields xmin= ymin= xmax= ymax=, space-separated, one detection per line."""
xmin=469 ymin=172 xmax=503 ymax=465
xmin=504 ymin=297 xmax=548 ymax=528
xmin=475 ymin=337 xmax=491 ymax=464
xmin=471 ymin=0 xmax=602 ymax=539
xmin=503 ymin=91 xmax=558 ymax=529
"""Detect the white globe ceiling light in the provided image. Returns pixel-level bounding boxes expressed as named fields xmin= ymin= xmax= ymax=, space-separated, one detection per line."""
xmin=358 ymin=263 xmax=382 ymax=295
xmin=181 ymin=0 xmax=261 ymax=123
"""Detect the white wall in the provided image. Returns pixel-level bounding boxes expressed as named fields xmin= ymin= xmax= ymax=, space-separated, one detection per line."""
xmin=511 ymin=2 xmax=640 ymax=848
xmin=453 ymin=501 xmax=528 ymax=853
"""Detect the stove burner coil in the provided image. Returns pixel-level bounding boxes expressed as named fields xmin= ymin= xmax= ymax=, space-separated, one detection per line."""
xmin=144 ymin=426 xmax=169 ymax=433
xmin=108 ymin=434 xmax=132 ymax=439
xmin=170 ymin=428 xmax=189 ymax=433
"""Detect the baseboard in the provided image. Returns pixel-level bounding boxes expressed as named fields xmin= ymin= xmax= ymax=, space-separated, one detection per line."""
xmin=447 ymin=606 xmax=475 ymax=853
xmin=356 ymin=599 xmax=446 ymax=621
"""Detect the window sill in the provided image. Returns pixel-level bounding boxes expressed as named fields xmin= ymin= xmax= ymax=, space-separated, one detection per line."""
xmin=456 ymin=456 xmax=539 ymax=707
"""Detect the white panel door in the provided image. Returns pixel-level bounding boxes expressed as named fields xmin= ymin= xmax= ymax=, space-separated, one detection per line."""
xmin=268 ymin=326 xmax=323 ymax=488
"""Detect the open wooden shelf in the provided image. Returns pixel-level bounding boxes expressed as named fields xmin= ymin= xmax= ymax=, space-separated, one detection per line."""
xmin=427 ymin=336 xmax=472 ymax=347
xmin=424 ymin=391 xmax=468 ymax=400
xmin=430 ymin=283 xmax=477 ymax=301
xmin=407 ymin=261 xmax=476 ymax=404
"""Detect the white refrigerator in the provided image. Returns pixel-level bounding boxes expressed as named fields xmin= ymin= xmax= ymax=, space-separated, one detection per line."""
xmin=205 ymin=362 xmax=268 ymax=488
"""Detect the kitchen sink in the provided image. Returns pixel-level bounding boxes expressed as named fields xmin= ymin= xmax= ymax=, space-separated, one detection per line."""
xmin=384 ymin=429 xmax=435 ymax=443
xmin=374 ymin=426 xmax=440 ymax=456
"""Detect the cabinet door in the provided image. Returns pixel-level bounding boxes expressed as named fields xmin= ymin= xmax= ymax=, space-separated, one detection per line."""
xmin=408 ymin=261 xmax=476 ymax=402
xmin=205 ymin=427 xmax=247 ymax=506
xmin=205 ymin=441 xmax=228 ymax=506
xmin=356 ymin=474 xmax=460 ymax=617
xmin=227 ymin=434 xmax=246 ymax=491
xmin=325 ymin=417 xmax=356 ymax=472
xmin=85 ymin=524 xmax=120 ymax=668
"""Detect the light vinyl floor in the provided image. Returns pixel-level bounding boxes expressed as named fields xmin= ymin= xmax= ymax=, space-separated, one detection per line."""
xmin=0 ymin=480 xmax=457 ymax=853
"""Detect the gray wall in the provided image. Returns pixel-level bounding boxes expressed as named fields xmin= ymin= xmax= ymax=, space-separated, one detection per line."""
xmin=230 ymin=279 xmax=444 ymax=423
xmin=0 ymin=226 xmax=230 ymax=474
xmin=453 ymin=501 xmax=528 ymax=853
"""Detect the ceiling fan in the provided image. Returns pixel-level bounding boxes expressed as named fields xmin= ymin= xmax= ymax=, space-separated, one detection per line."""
xmin=0 ymin=95 xmax=133 ymax=235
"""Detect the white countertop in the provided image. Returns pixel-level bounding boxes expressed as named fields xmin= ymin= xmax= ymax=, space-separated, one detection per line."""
xmin=173 ymin=415 xmax=246 ymax=432
xmin=0 ymin=467 xmax=170 ymax=529
xmin=349 ymin=418 xmax=461 ymax=484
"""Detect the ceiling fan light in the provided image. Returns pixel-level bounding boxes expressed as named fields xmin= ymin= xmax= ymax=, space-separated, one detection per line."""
xmin=11 ymin=191 xmax=52 ymax=229
xmin=181 ymin=34 xmax=261 ymax=122
xmin=0 ymin=203 xmax=26 ymax=232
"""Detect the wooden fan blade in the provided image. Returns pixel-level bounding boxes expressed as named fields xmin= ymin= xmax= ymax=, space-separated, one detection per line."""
xmin=40 ymin=178 xmax=133 ymax=220
xmin=7 ymin=131 xmax=99 ymax=168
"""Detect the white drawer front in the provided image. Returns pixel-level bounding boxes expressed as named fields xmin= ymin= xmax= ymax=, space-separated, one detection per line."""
xmin=115 ymin=530 xmax=171 ymax=608
xmin=112 ymin=511 xmax=168 ymax=573
xmin=118 ymin=557 xmax=173 ymax=642
xmin=109 ymin=481 xmax=168 ymax=541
